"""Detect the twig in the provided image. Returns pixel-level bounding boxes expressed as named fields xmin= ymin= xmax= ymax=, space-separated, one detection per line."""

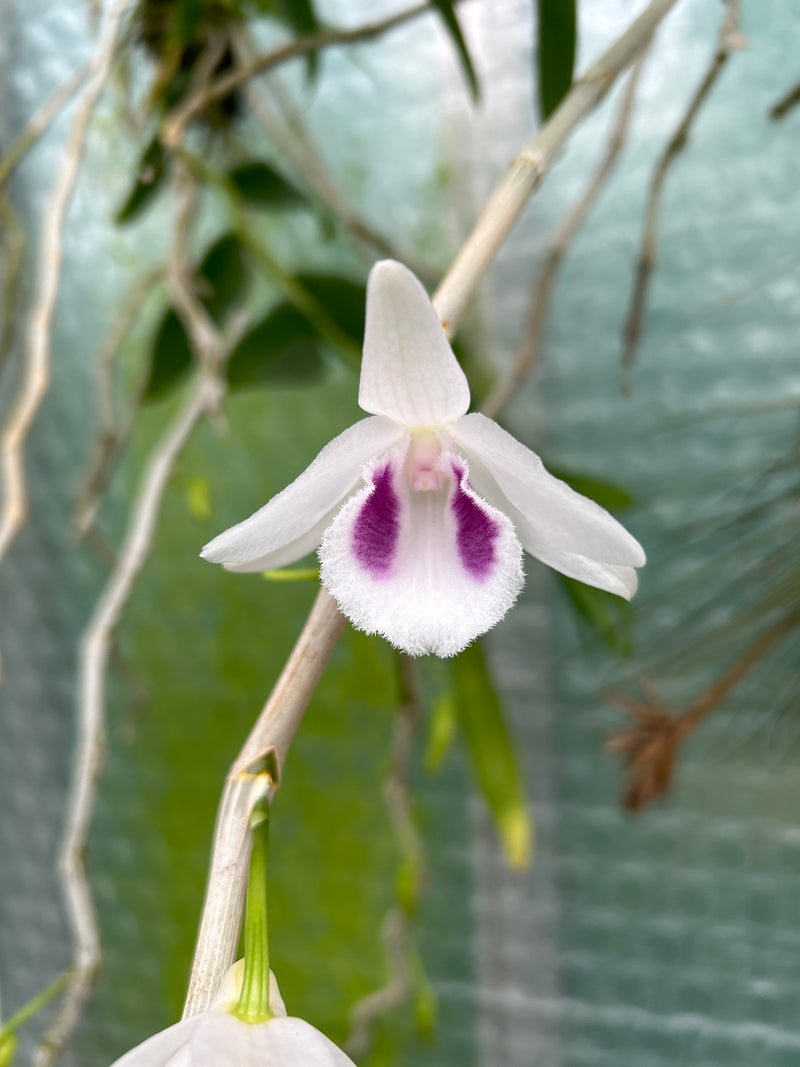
xmin=0 ymin=194 xmax=25 ymax=375
xmin=0 ymin=63 xmax=90 ymax=188
xmin=345 ymin=653 xmax=424 ymax=1056
xmin=182 ymin=589 xmax=346 ymax=1018
xmin=346 ymin=911 xmax=411 ymax=1053
xmin=0 ymin=0 xmax=131 ymax=571
xmin=481 ymin=54 xmax=647 ymax=420
xmin=432 ymin=0 xmax=681 ymax=336
xmin=231 ymin=37 xmax=434 ymax=280
xmin=621 ymin=0 xmax=745 ymax=386
xmin=35 ymin=166 xmax=240 ymax=1067
xmin=769 ymin=79 xmax=800 ymax=121
xmin=162 ymin=1 xmax=434 ymax=146
xmin=73 ymin=266 xmax=163 ymax=538
xmin=608 ymin=607 xmax=800 ymax=811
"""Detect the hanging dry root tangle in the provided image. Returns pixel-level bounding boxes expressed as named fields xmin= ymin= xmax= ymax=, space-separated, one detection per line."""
xmin=607 ymin=607 xmax=800 ymax=812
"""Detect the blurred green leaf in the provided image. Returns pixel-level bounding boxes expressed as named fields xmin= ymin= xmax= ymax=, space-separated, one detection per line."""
xmin=0 ymin=1032 xmax=16 ymax=1066
xmin=536 ymin=0 xmax=577 ymax=120
xmin=262 ymin=567 xmax=320 ymax=582
xmin=186 ymin=475 xmax=212 ymax=522
xmin=294 ymin=272 xmax=367 ymax=349
xmin=115 ymin=137 xmax=167 ymax=225
xmin=550 ymin=468 xmax=634 ymax=511
xmin=396 ymin=855 xmax=422 ymax=916
xmin=451 ymin=641 xmax=532 ymax=868
xmin=175 ymin=0 xmax=206 ymax=45
xmin=199 ymin=232 xmax=251 ymax=322
xmin=274 ymin=0 xmax=319 ymax=38
xmin=228 ymin=161 xmax=307 ymax=210
xmin=430 ymin=0 xmax=479 ymax=101
xmin=424 ymin=694 xmax=457 ymax=773
xmin=144 ymin=233 xmax=251 ymax=402
xmin=559 ymin=575 xmax=632 ymax=655
xmin=413 ymin=979 xmax=437 ymax=1043
xmin=227 ymin=303 xmax=324 ymax=389
xmin=144 ymin=309 xmax=192 ymax=402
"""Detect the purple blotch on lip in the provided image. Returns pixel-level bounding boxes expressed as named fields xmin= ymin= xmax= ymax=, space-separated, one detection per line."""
xmin=352 ymin=462 xmax=400 ymax=576
xmin=450 ymin=463 xmax=499 ymax=580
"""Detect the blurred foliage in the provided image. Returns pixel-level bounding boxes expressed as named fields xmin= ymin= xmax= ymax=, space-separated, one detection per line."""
xmin=227 ymin=303 xmax=324 ymax=388
xmin=535 ymin=0 xmax=577 ymax=119
xmin=226 ymin=161 xmax=307 ymax=210
xmin=115 ymin=137 xmax=168 ymax=225
xmin=424 ymin=694 xmax=457 ymax=773
xmin=144 ymin=232 xmax=252 ymax=400
xmin=0 ymin=1033 xmax=16 ymax=1067
xmin=450 ymin=641 xmax=532 ymax=869
xmin=430 ymin=0 xmax=479 ymax=101
xmin=558 ymin=575 xmax=632 ymax=656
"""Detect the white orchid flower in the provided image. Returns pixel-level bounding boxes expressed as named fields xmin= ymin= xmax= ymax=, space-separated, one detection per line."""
xmin=202 ymin=260 xmax=645 ymax=657
xmin=109 ymin=961 xmax=355 ymax=1067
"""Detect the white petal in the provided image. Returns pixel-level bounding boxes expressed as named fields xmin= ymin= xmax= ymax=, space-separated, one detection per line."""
xmin=108 ymin=1016 xmax=201 ymax=1066
xmin=358 ymin=260 xmax=470 ymax=428
xmin=319 ymin=448 xmax=523 ymax=657
xmin=249 ymin=1017 xmax=356 ymax=1066
xmin=201 ymin=416 xmax=403 ymax=573
xmin=450 ymin=413 xmax=645 ymax=598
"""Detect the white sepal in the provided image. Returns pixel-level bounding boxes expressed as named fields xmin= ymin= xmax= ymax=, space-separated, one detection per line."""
xmin=109 ymin=1012 xmax=356 ymax=1066
xmin=358 ymin=260 xmax=470 ymax=428
xmin=201 ymin=416 xmax=403 ymax=573
xmin=450 ymin=413 xmax=645 ymax=598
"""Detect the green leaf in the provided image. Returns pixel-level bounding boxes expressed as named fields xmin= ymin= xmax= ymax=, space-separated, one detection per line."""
xmin=424 ymin=694 xmax=458 ymax=773
xmin=228 ymin=161 xmax=306 ymax=210
xmin=262 ymin=567 xmax=320 ymax=582
xmin=430 ymin=0 xmax=479 ymax=101
xmin=186 ymin=476 xmax=212 ymax=522
xmin=144 ymin=309 xmax=192 ymax=402
xmin=294 ymin=272 xmax=367 ymax=349
xmin=199 ymin=232 xmax=251 ymax=323
xmin=115 ymin=137 xmax=167 ymax=225
xmin=451 ymin=641 xmax=532 ymax=868
xmin=144 ymin=233 xmax=251 ymax=403
xmin=536 ymin=0 xmax=577 ymax=120
xmin=549 ymin=468 xmax=634 ymax=511
xmin=175 ymin=0 xmax=206 ymax=45
xmin=0 ymin=1032 xmax=16 ymax=1066
xmin=274 ymin=0 xmax=319 ymax=38
xmin=227 ymin=304 xmax=324 ymax=389
xmin=559 ymin=575 xmax=632 ymax=656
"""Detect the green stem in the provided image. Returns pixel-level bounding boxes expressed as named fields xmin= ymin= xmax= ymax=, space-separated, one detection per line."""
xmin=0 ymin=971 xmax=70 ymax=1042
xmin=234 ymin=803 xmax=272 ymax=1023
